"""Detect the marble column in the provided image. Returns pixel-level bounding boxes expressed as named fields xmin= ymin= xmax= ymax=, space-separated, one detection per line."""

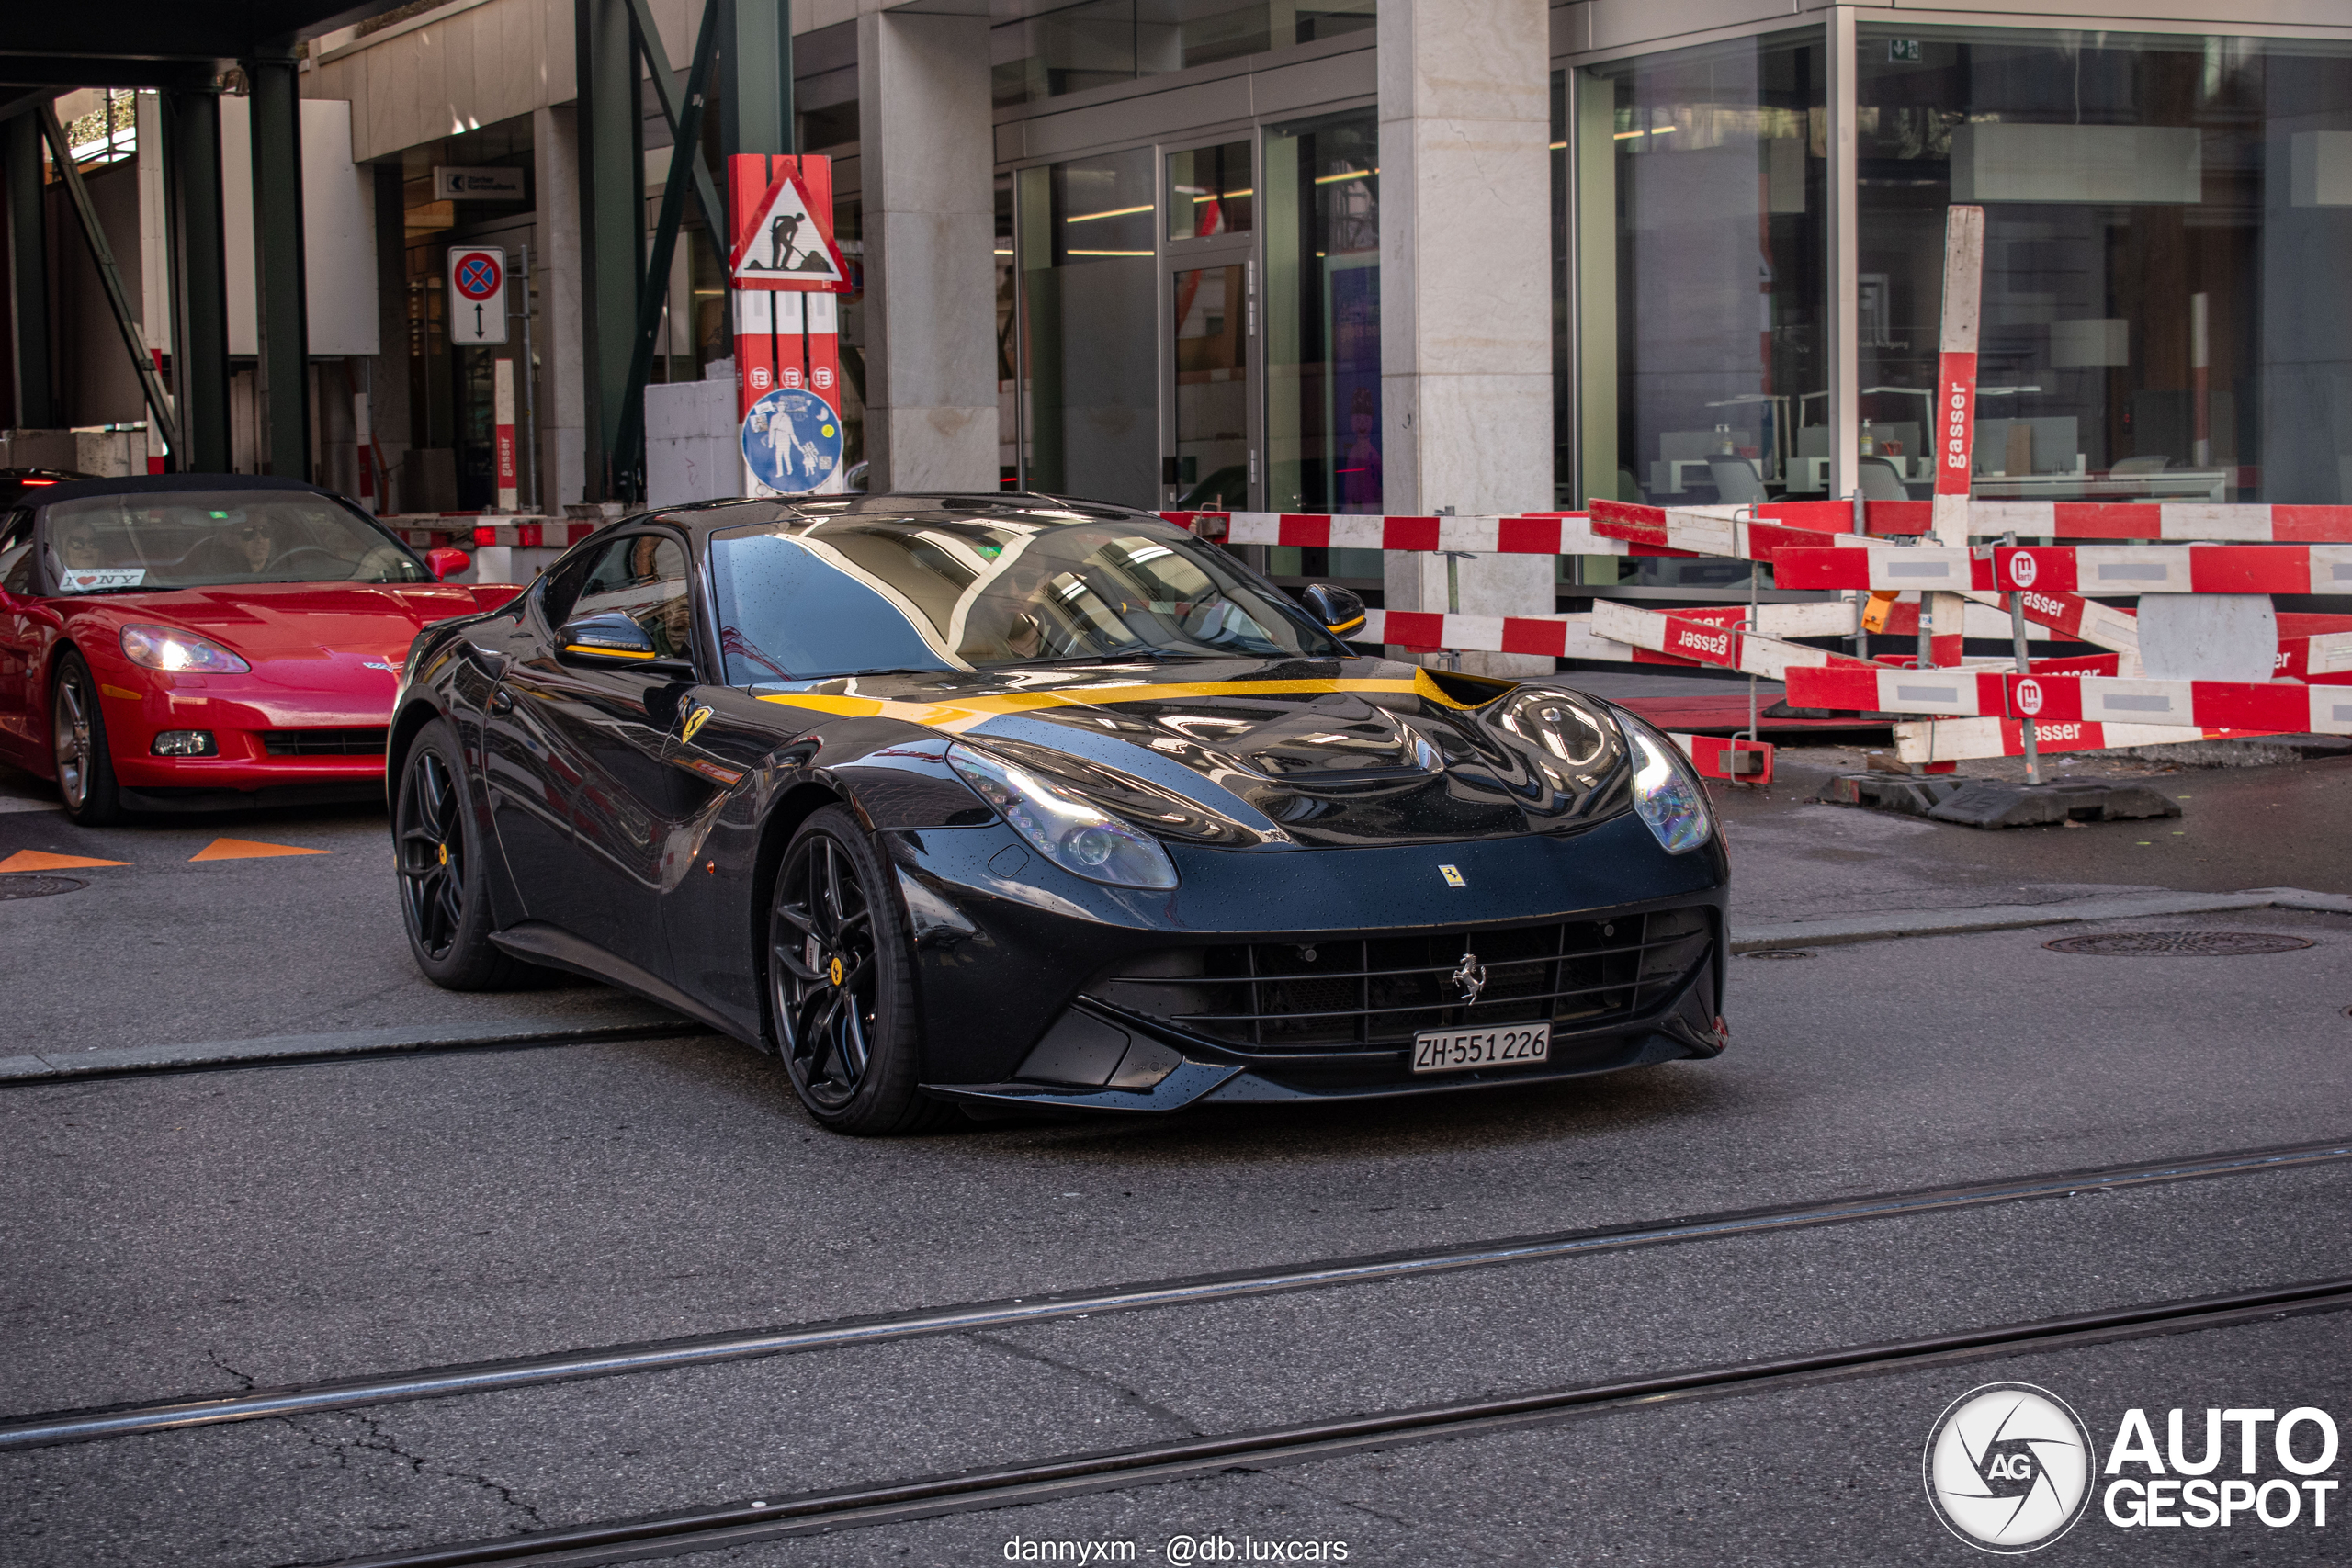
xmin=856 ymin=6 xmax=998 ymax=492
xmin=533 ymin=105 xmax=587 ymax=507
xmin=1377 ymin=0 xmax=1555 ymax=676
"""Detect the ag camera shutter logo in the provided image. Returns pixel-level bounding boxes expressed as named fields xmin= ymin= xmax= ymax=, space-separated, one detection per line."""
xmin=1925 ymin=1382 xmax=2097 ymax=1552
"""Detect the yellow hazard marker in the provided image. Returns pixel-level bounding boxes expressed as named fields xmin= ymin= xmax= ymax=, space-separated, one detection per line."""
xmin=0 ymin=849 xmax=130 ymax=873
xmin=188 ymin=838 xmax=333 ymax=863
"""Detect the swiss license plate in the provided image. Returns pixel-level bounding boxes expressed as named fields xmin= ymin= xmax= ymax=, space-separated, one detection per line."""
xmin=1410 ymin=1021 xmax=1551 ymax=1074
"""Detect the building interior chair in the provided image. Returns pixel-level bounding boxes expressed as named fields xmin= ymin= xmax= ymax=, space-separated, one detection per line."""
xmin=1857 ymin=456 xmax=1909 ymax=501
xmin=1708 ymin=458 xmax=1768 ymax=504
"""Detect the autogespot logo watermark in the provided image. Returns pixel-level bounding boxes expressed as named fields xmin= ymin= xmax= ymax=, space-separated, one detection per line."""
xmin=1924 ymin=1382 xmax=2097 ymax=1552
xmin=1926 ymin=1386 xmax=2344 ymax=1552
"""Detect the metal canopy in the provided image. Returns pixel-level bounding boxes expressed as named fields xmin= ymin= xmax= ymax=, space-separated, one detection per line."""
xmin=0 ymin=3 xmax=417 ymax=66
xmin=0 ymin=0 xmax=410 ymax=470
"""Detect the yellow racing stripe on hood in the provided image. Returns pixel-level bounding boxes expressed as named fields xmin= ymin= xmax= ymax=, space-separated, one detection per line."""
xmin=757 ymin=671 xmax=1476 ymax=734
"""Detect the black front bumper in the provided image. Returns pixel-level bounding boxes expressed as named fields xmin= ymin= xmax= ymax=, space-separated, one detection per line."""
xmin=893 ymin=810 xmax=1730 ymax=1113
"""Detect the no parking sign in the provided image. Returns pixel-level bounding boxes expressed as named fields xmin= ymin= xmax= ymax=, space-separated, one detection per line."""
xmin=447 ymin=246 xmax=508 ymax=344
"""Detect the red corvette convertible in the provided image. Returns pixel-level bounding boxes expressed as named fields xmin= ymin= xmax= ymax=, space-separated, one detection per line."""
xmin=0 ymin=474 xmax=526 ymax=823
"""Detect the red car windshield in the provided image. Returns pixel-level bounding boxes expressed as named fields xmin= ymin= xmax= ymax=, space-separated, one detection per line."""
xmin=44 ymin=491 xmax=427 ymax=593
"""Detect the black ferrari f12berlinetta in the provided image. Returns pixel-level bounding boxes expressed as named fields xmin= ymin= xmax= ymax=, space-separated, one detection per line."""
xmin=390 ymin=492 xmax=1729 ymax=1133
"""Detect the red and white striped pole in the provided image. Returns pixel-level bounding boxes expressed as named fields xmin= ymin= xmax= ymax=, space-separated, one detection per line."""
xmin=1926 ymin=205 xmax=1985 ymax=671
xmin=492 ymin=358 xmax=518 ymax=514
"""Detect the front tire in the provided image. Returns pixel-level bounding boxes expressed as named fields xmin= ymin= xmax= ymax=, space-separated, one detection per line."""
xmin=51 ymin=651 xmax=125 ymax=826
xmin=766 ymin=806 xmax=948 ymax=1134
xmin=395 ymin=718 xmax=531 ymax=990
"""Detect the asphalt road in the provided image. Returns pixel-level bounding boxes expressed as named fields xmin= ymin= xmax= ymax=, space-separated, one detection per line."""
xmin=1 ymin=739 xmax=2347 ymax=1566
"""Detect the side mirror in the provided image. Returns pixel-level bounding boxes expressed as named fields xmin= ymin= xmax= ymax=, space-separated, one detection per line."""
xmin=558 ymin=611 xmax=693 ymax=675
xmin=425 ymin=547 xmax=470 ymax=581
xmin=1298 ymin=583 xmax=1367 ymax=639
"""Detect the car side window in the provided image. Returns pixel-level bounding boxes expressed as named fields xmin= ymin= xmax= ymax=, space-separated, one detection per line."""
xmin=0 ymin=509 xmax=34 ymax=595
xmin=561 ymin=533 xmax=695 ymax=660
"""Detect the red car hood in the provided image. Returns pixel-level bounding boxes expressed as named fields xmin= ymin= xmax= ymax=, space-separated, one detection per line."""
xmin=75 ymin=581 xmax=506 ymax=666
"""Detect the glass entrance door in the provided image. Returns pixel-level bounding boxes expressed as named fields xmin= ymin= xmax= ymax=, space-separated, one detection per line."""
xmin=1163 ymin=139 xmax=1258 ymax=513
xmin=1168 ymin=252 xmax=1254 ymax=510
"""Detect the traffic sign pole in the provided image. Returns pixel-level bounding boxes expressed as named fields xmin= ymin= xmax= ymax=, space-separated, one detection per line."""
xmin=447 ymin=246 xmax=509 ymax=346
xmin=728 ymin=152 xmax=849 ymax=496
xmin=493 ymin=357 xmax=518 ymax=513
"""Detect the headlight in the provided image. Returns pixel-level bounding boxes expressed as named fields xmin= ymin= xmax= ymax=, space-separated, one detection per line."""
xmin=1497 ymin=690 xmax=1616 ymax=770
xmin=119 ymin=625 xmax=251 ymax=673
xmin=948 ymin=742 xmax=1180 ymax=889
xmin=1617 ymin=714 xmax=1713 ymax=854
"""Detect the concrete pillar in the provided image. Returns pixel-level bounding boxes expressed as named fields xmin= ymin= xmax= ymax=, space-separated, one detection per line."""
xmin=574 ymin=0 xmax=642 ymax=500
xmin=1377 ymin=0 xmax=1555 ymax=677
xmin=5 ymin=115 xmax=55 ymax=430
xmin=165 ymin=90 xmax=231 ymax=472
xmin=856 ymin=7 xmax=997 ymax=493
xmin=245 ymin=49 xmax=311 ymax=479
xmin=534 ymin=106 xmax=587 ymax=507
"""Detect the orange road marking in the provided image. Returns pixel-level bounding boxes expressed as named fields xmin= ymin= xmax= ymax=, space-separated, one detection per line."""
xmin=0 ymin=849 xmax=130 ymax=873
xmin=188 ymin=838 xmax=332 ymax=863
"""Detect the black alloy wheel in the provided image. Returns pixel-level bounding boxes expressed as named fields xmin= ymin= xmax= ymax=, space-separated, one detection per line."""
xmin=768 ymin=806 xmax=946 ymax=1134
xmin=395 ymin=718 xmax=532 ymax=990
xmin=51 ymin=651 xmax=124 ymax=825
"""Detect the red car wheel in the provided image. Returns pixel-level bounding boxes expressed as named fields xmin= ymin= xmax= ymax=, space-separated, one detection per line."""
xmin=51 ymin=652 xmax=125 ymax=826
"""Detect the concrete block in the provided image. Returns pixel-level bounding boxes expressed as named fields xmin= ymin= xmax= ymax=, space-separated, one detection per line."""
xmin=645 ymin=379 xmax=739 ymax=507
xmin=2135 ymin=592 xmax=2278 ymax=682
xmin=1824 ymin=773 xmax=1966 ymax=816
xmin=1924 ymin=779 xmax=2184 ymax=829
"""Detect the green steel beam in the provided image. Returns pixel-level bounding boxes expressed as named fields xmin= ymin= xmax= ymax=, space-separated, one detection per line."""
xmin=718 ymin=0 xmax=795 ymax=161
xmin=35 ymin=106 xmax=180 ymax=454
xmin=624 ymin=0 xmax=729 ymax=243
xmin=4 ymin=113 xmax=55 ymax=429
xmin=243 ymin=50 xmax=310 ymax=477
xmin=165 ymin=89 xmax=232 ymax=472
xmin=613 ymin=0 xmax=720 ymax=487
xmin=576 ymin=0 xmax=641 ymax=500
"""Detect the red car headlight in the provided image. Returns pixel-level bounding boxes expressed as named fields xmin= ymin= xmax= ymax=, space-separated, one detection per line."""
xmin=119 ymin=624 xmax=252 ymax=674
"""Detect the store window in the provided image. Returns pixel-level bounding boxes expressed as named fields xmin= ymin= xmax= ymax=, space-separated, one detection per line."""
xmin=1017 ymin=150 xmax=1159 ymax=510
xmin=1571 ymin=28 xmax=1825 ymax=533
xmin=1572 ymin=30 xmax=1826 ymax=594
xmin=1168 ymin=141 xmax=1253 ymax=240
xmin=1264 ymin=107 xmax=1381 ymax=562
xmin=1859 ymin=28 xmax=2352 ymax=504
xmin=993 ymin=1 xmax=1375 ymax=109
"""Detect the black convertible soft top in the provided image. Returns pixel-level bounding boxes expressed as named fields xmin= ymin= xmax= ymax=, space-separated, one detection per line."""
xmin=27 ymin=472 xmax=342 ymax=505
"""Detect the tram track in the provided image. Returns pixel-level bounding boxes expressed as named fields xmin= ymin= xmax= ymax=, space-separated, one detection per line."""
xmin=6 ymin=1133 xmax=2346 ymax=1454
xmin=306 ymin=1275 xmax=2352 ymax=1568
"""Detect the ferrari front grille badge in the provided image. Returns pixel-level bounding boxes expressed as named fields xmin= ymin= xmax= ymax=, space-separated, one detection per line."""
xmin=1452 ymin=951 xmax=1487 ymax=1004
xmin=1438 ymin=863 xmax=1466 ymax=888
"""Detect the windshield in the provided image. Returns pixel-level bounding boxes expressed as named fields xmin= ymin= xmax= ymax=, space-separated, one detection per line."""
xmin=708 ymin=514 xmax=1340 ymax=682
xmin=42 ymin=491 xmax=427 ymax=593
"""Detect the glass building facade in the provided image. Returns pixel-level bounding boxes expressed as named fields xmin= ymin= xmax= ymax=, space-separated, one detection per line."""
xmin=986 ymin=7 xmax=2351 ymax=611
xmin=1555 ymin=21 xmax=2352 ymax=531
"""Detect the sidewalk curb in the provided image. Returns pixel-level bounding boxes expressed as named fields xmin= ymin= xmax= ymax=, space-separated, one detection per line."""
xmin=0 ymin=1012 xmax=713 ymax=1086
xmin=1733 ymin=887 xmax=2352 ymax=953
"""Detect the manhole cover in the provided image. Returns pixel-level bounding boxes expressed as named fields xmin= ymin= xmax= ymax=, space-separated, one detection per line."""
xmin=1743 ymin=949 xmax=1816 ymax=961
xmin=2044 ymin=931 xmax=2316 ymax=957
xmin=0 ymin=874 xmax=86 ymax=900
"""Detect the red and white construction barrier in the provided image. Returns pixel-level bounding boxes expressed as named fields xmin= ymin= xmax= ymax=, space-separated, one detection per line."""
xmin=473 ymin=519 xmax=602 ymax=548
xmin=1590 ymin=601 xmax=1878 ymax=681
xmin=1889 ymin=716 xmax=2283 ymax=766
xmin=1671 ymin=732 xmax=1774 ymax=785
xmin=1777 ymin=543 xmax=2352 ymax=597
xmin=1964 ymin=501 xmax=2352 ymax=542
xmin=1786 ymin=665 xmax=2352 ymax=735
xmin=1355 ymin=609 xmax=1656 ymax=662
